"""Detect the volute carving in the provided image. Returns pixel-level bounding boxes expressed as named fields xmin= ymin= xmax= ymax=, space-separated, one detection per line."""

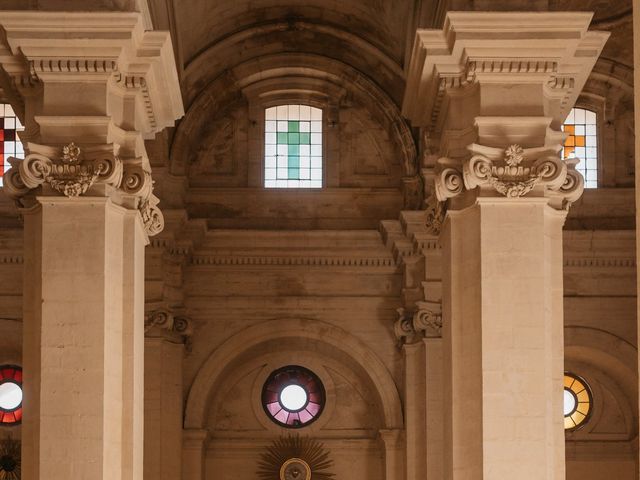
xmin=434 ymin=143 xmax=584 ymax=209
xmin=412 ymin=301 xmax=442 ymax=338
xmin=393 ymin=307 xmax=416 ymax=344
xmin=3 ymin=142 xmax=164 ymax=236
xmin=144 ymin=308 xmax=193 ymax=340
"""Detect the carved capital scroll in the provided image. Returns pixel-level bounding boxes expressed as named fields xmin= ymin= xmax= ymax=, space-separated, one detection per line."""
xmin=145 ymin=308 xmax=193 ymax=341
xmin=434 ymin=143 xmax=584 ymax=209
xmin=412 ymin=301 xmax=442 ymax=338
xmin=3 ymin=142 xmax=164 ymax=236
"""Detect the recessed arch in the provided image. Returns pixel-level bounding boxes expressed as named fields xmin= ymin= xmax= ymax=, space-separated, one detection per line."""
xmin=170 ymin=54 xmax=416 ymax=178
xmin=184 ymin=317 xmax=403 ymax=430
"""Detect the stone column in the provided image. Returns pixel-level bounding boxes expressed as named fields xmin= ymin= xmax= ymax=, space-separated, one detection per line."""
xmin=402 ymin=12 xmax=608 ymax=480
xmin=379 ymin=429 xmax=404 ymax=480
xmin=634 ymin=2 xmax=640 ymax=477
xmin=182 ymin=429 xmax=208 ymax=480
xmin=0 ymin=11 xmax=183 ymax=480
xmin=144 ymin=309 xmax=192 ymax=480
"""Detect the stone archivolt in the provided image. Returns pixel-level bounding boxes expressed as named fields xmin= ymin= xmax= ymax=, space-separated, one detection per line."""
xmin=3 ymin=142 xmax=164 ymax=236
xmin=435 ymin=143 xmax=585 ymax=209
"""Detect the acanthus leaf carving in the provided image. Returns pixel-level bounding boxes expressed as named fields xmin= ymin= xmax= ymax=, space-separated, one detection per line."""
xmin=425 ymin=194 xmax=445 ymax=236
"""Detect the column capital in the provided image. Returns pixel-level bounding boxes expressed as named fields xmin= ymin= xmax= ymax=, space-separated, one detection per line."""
xmin=0 ymin=10 xmax=184 ymax=236
xmin=144 ymin=307 xmax=193 ymax=343
xmin=435 ymin=142 xmax=583 ymax=210
xmin=3 ymin=141 xmax=164 ymax=235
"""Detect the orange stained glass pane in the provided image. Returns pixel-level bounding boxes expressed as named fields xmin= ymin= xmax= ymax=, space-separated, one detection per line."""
xmin=572 ymin=411 xmax=586 ymax=423
xmin=576 ymin=403 xmax=590 ymax=415
xmin=564 ymin=376 xmax=575 ymax=388
xmin=576 ymin=390 xmax=590 ymax=402
xmin=565 ymin=136 xmax=575 ymax=147
xmin=564 ymin=125 xmax=575 ymax=134
xmin=575 ymin=136 xmax=585 ymax=147
xmin=564 ymin=146 xmax=575 ymax=159
xmin=564 ymin=416 xmax=575 ymax=429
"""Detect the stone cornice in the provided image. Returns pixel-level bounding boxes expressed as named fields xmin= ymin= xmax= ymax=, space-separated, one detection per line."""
xmin=402 ymin=12 xmax=609 ymax=130
xmin=0 ymin=10 xmax=184 ymax=160
xmin=190 ymin=254 xmax=398 ymax=270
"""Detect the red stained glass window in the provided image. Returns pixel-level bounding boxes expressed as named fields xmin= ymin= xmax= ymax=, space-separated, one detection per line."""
xmin=0 ymin=365 xmax=22 ymax=426
xmin=0 ymin=104 xmax=25 ymax=186
xmin=261 ymin=365 xmax=325 ymax=428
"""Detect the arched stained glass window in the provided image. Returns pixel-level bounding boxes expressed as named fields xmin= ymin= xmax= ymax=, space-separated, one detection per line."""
xmin=264 ymin=105 xmax=322 ymax=188
xmin=564 ymin=372 xmax=592 ymax=431
xmin=562 ymin=107 xmax=598 ymax=188
xmin=262 ymin=365 xmax=325 ymax=428
xmin=0 ymin=365 xmax=22 ymax=426
xmin=0 ymin=104 xmax=24 ymax=187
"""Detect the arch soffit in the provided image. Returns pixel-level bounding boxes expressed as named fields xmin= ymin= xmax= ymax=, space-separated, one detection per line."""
xmin=564 ymin=326 xmax=638 ymax=406
xmin=181 ymin=21 xmax=405 ymax=107
xmin=170 ymin=54 xmax=416 ymax=177
xmin=184 ymin=318 xmax=404 ymax=431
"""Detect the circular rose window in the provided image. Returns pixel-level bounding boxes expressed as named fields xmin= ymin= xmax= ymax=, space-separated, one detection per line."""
xmin=564 ymin=372 xmax=592 ymax=431
xmin=0 ymin=365 xmax=22 ymax=426
xmin=262 ymin=365 xmax=325 ymax=428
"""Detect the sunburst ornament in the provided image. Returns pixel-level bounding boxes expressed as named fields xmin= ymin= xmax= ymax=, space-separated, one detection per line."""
xmin=257 ymin=435 xmax=334 ymax=480
xmin=0 ymin=436 xmax=20 ymax=480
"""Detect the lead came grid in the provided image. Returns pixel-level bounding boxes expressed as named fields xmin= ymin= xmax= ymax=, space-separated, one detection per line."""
xmin=0 ymin=104 xmax=24 ymax=187
xmin=264 ymin=105 xmax=322 ymax=188
xmin=562 ymin=108 xmax=598 ymax=189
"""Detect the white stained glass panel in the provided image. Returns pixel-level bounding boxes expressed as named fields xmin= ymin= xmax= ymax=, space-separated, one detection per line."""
xmin=0 ymin=103 xmax=25 ymax=187
xmin=264 ymin=105 xmax=323 ymax=188
xmin=562 ymin=107 xmax=598 ymax=188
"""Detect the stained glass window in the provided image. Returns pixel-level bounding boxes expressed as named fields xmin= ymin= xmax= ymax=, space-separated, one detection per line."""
xmin=0 ymin=365 xmax=22 ymax=426
xmin=264 ymin=105 xmax=322 ymax=188
xmin=0 ymin=104 xmax=25 ymax=188
xmin=562 ymin=107 xmax=598 ymax=188
xmin=564 ymin=372 xmax=592 ymax=431
xmin=262 ymin=365 xmax=325 ymax=428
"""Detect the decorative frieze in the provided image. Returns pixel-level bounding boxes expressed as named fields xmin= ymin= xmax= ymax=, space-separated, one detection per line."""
xmin=424 ymin=193 xmax=445 ymax=236
xmin=190 ymin=254 xmax=398 ymax=269
xmin=435 ymin=144 xmax=584 ymax=209
xmin=3 ymin=142 xmax=164 ymax=236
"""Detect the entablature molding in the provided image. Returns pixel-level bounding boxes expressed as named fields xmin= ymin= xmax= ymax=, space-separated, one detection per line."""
xmin=0 ymin=11 xmax=184 ymax=162
xmin=402 ymin=12 xmax=610 ymax=133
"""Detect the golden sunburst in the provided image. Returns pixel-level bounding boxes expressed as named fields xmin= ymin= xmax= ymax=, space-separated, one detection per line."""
xmin=257 ymin=435 xmax=334 ymax=480
xmin=0 ymin=436 xmax=20 ymax=480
